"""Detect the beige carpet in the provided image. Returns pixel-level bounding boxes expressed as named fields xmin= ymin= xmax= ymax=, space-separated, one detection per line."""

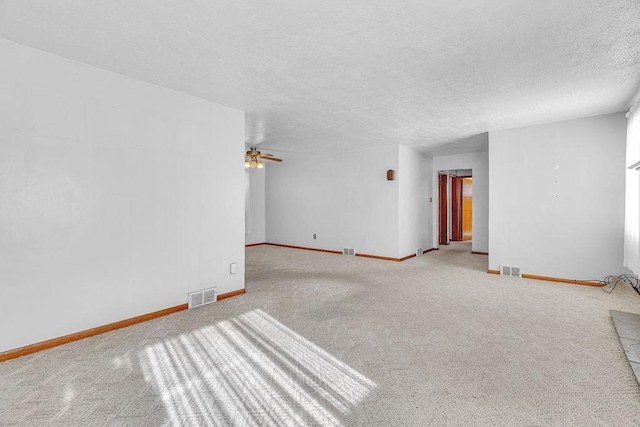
xmin=1 ymin=242 xmax=640 ymax=426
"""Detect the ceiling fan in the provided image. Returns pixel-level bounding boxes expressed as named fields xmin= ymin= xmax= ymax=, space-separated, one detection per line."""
xmin=244 ymin=147 xmax=282 ymax=169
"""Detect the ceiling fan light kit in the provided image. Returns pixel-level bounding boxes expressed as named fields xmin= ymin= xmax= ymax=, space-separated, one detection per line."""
xmin=245 ymin=147 xmax=282 ymax=169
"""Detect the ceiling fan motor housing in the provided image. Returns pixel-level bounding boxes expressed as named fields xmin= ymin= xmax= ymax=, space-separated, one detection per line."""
xmin=245 ymin=147 xmax=283 ymax=169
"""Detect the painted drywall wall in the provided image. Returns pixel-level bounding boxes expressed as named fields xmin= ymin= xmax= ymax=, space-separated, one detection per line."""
xmin=432 ymin=151 xmax=489 ymax=252
xmin=0 ymin=39 xmax=245 ymax=353
xmin=266 ymin=145 xmax=400 ymax=257
xmin=488 ymin=113 xmax=628 ymax=280
xmin=245 ymin=169 xmax=266 ymax=245
xmin=399 ymin=145 xmax=433 ymax=256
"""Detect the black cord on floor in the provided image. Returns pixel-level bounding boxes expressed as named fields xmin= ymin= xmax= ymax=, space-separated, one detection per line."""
xmin=618 ymin=274 xmax=640 ymax=295
xmin=594 ymin=274 xmax=640 ymax=295
xmin=601 ymin=276 xmax=618 ymax=294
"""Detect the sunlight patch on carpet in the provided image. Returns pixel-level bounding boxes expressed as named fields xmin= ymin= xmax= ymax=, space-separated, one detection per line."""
xmin=138 ymin=309 xmax=376 ymax=426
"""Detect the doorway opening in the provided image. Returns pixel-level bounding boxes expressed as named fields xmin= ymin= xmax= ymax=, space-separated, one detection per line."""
xmin=438 ymin=169 xmax=473 ymax=247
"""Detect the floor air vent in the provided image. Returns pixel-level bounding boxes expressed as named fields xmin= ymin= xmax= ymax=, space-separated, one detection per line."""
xmin=188 ymin=287 xmax=217 ymax=309
xmin=500 ymin=265 xmax=522 ymax=278
xmin=343 ymin=248 xmax=356 ymax=256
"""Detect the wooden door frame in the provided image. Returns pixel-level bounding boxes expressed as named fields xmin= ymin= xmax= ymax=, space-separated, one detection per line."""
xmin=438 ymin=171 xmax=472 ymax=248
xmin=461 ymin=177 xmax=473 ymax=241
xmin=451 ymin=176 xmax=463 ymax=241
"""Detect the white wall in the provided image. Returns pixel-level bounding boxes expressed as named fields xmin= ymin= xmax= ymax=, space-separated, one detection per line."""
xmin=245 ymin=169 xmax=266 ymax=245
xmin=399 ymin=145 xmax=433 ymax=256
xmin=0 ymin=39 xmax=245 ymax=353
xmin=266 ymin=145 xmax=400 ymax=257
xmin=266 ymin=145 xmax=433 ymax=258
xmin=432 ymin=151 xmax=489 ymax=252
xmin=488 ymin=113 xmax=628 ymax=280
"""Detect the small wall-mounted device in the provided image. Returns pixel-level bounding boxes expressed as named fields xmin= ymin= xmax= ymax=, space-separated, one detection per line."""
xmin=387 ymin=169 xmax=396 ymax=181
xmin=230 ymin=262 xmax=238 ymax=275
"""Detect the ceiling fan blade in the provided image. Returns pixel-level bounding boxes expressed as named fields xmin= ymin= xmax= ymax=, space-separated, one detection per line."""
xmin=260 ymin=156 xmax=282 ymax=162
xmin=256 ymin=153 xmax=275 ymax=158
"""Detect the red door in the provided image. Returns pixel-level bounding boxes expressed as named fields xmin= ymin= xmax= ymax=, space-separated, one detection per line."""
xmin=439 ymin=173 xmax=449 ymax=245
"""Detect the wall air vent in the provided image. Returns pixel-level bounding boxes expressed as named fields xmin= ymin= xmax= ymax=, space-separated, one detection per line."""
xmin=500 ymin=265 xmax=522 ymax=278
xmin=416 ymin=248 xmax=424 ymax=256
xmin=188 ymin=287 xmax=217 ymax=309
xmin=343 ymin=248 xmax=356 ymax=256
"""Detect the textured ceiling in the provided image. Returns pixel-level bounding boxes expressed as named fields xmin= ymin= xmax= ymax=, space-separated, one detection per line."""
xmin=1 ymin=0 xmax=639 ymax=157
